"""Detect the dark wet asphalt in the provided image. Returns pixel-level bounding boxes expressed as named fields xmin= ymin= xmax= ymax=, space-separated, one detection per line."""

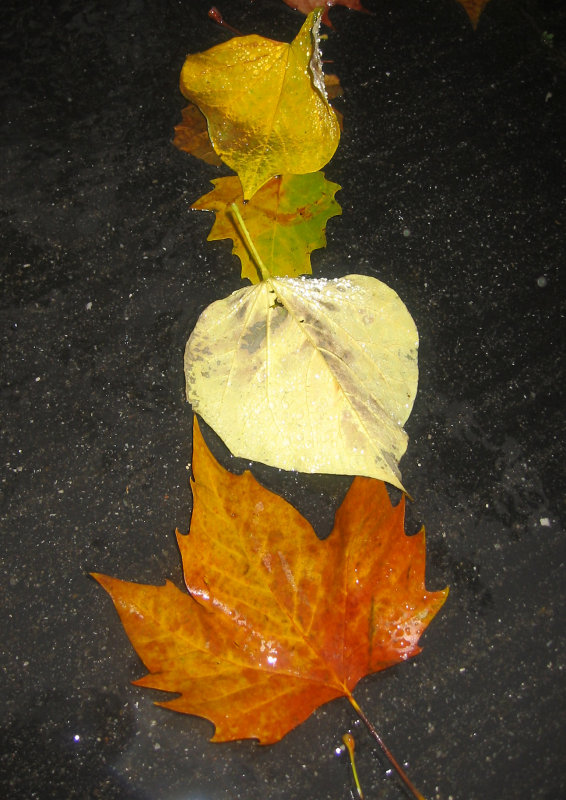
xmin=1 ymin=1 xmax=565 ymax=798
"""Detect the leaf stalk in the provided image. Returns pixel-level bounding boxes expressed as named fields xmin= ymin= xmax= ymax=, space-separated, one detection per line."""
xmin=342 ymin=733 xmax=364 ymax=799
xmin=348 ymin=695 xmax=427 ymax=800
xmin=229 ymin=202 xmax=270 ymax=281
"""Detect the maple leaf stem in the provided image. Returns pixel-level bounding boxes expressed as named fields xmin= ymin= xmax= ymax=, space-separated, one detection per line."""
xmin=348 ymin=695 xmax=427 ymax=800
xmin=229 ymin=202 xmax=271 ymax=281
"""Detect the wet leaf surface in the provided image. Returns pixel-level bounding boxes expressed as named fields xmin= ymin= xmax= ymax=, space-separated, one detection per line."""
xmin=192 ymin=173 xmax=341 ymax=282
xmin=179 ymin=10 xmax=340 ymax=198
xmin=185 ymin=274 xmax=418 ymax=490
xmin=174 ymin=73 xmax=344 ymax=165
xmin=92 ymin=418 xmax=448 ymax=744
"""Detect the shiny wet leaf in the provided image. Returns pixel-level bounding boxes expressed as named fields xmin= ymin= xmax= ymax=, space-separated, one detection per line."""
xmin=185 ymin=274 xmax=418 ymax=490
xmin=179 ymin=9 xmax=340 ymax=199
xmin=92 ymin=417 xmax=448 ymax=744
xmin=192 ymin=173 xmax=341 ymax=283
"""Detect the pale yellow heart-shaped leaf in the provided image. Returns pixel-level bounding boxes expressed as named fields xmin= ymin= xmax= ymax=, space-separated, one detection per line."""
xmin=185 ymin=275 xmax=418 ymax=490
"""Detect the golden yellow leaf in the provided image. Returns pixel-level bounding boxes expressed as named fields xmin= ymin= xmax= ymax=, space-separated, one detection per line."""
xmin=185 ymin=274 xmax=418 ymax=490
xmin=192 ymin=173 xmax=341 ymax=283
xmin=175 ymin=74 xmax=343 ymax=167
xmin=179 ymin=9 xmax=340 ymax=199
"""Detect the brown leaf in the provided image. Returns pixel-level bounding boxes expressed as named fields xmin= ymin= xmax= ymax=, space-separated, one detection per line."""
xmin=92 ymin=418 xmax=448 ymax=744
xmin=324 ymin=73 xmax=344 ymax=101
xmin=173 ymin=103 xmax=223 ymax=166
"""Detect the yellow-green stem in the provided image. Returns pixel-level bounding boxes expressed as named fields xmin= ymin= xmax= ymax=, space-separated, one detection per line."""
xmin=229 ymin=202 xmax=270 ymax=281
xmin=348 ymin=695 xmax=427 ymax=800
xmin=342 ymin=733 xmax=364 ymax=799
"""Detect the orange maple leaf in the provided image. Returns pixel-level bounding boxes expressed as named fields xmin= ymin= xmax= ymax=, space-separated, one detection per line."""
xmin=92 ymin=418 xmax=448 ymax=745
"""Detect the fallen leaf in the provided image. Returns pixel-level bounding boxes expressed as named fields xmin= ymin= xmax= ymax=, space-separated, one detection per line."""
xmin=185 ymin=274 xmax=418 ymax=490
xmin=281 ymin=0 xmax=371 ymax=28
xmin=92 ymin=417 xmax=448 ymax=744
xmin=173 ymin=102 xmax=223 ymax=166
xmin=174 ymin=73 xmax=344 ymax=165
xmin=179 ymin=9 xmax=340 ymax=199
xmin=455 ymin=0 xmax=491 ymax=28
xmin=192 ymin=173 xmax=342 ymax=283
